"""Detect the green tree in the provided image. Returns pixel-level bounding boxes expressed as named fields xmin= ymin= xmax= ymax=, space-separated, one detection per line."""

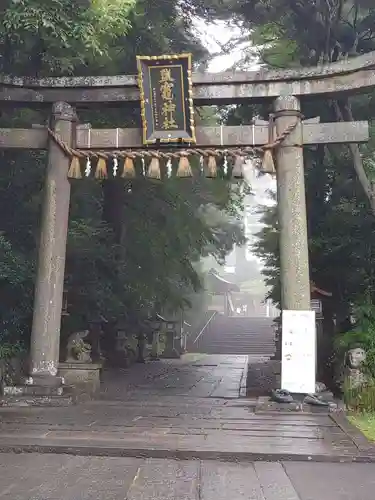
xmin=237 ymin=1 xmax=375 ymax=334
xmin=0 ymin=0 xmax=246 ymax=357
xmin=0 ymin=0 xmax=136 ymax=75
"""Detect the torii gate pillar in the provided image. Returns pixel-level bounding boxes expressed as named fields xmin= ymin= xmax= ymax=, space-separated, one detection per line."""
xmin=274 ymin=95 xmax=311 ymax=310
xmin=29 ymin=102 xmax=76 ymax=386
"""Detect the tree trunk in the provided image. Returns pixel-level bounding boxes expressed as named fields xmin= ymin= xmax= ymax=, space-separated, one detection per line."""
xmin=332 ymin=99 xmax=375 ymax=214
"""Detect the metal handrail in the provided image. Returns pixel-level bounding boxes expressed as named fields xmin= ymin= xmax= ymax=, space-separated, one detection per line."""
xmin=193 ymin=311 xmax=217 ymax=344
xmin=227 ymin=293 xmax=235 ymax=315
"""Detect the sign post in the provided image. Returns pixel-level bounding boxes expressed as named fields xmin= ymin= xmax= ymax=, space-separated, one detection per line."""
xmin=281 ymin=310 xmax=316 ymax=394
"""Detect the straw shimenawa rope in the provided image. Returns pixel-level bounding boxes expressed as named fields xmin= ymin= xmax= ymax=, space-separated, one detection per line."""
xmin=48 ymin=121 xmax=298 ymax=160
xmin=47 ymin=118 xmax=299 ymax=178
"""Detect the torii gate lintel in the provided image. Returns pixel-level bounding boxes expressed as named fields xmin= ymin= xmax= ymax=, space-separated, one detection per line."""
xmin=1 ymin=50 xmax=375 ymax=105
xmin=0 ymin=120 xmax=368 ymax=150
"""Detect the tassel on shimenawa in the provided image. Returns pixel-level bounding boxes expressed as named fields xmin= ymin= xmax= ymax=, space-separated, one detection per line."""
xmin=95 ymin=157 xmax=108 ymax=179
xmin=176 ymin=154 xmax=193 ymax=178
xmin=261 ymin=149 xmax=276 ymax=174
xmin=205 ymin=155 xmax=217 ymax=178
xmin=122 ymin=157 xmax=136 ymax=178
xmin=147 ymin=157 xmax=161 ymax=179
xmin=67 ymin=156 xmax=82 ymax=179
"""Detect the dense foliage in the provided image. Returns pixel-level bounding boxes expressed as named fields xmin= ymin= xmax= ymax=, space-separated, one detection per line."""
xmin=226 ymin=1 xmax=375 ymax=384
xmin=0 ymin=0 xmax=245 ymax=357
xmin=232 ymin=1 xmax=375 ymax=318
xmin=3 ymin=0 xmax=375 ymax=368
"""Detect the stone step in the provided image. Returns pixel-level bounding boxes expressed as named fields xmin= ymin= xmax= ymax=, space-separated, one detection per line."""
xmin=205 ymin=344 xmax=275 ymax=348
xmin=213 ymin=325 xmax=275 ymax=329
xmin=211 ymin=328 xmax=275 ymax=333
xmin=211 ymin=327 xmax=275 ymax=332
xmin=190 ymin=349 xmax=276 ymax=355
xmin=206 ymin=340 xmax=275 ymax=344
xmin=193 ymin=339 xmax=275 ymax=344
xmin=194 ymin=350 xmax=275 ymax=354
xmin=196 ymin=335 xmax=275 ymax=340
xmin=196 ymin=333 xmax=275 ymax=339
xmin=205 ymin=343 xmax=275 ymax=347
xmin=2 ymin=385 xmax=64 ymax=397
xmin=191 ymin=317 xmax=276 ymax=357
xmin=193 ymin=347 xmax=275 ymax=353
xmin=196 ymin=340 xmax=275 ymax=345
xmin=0 ymin=395 xmax=73 ymax=407
xmin=194 ymin=348 xmax=275 ymax=353
xmin=194 ymin=341 xmax=275 ymax=348
xmin=202 ymin=332 xmax=275 ymax=337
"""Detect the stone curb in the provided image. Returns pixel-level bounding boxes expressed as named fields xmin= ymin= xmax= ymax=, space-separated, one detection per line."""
xmin=329 ymin=412 xmax=375 ymax=455
xmin=1 ymin=439 xmax=375 ymax=463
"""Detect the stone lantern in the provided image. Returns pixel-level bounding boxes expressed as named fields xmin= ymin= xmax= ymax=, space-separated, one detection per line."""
xmin=149 ymin=315 xmax=163 ymax=361
xmin=161 ymin=317 xmax=181 ymax=359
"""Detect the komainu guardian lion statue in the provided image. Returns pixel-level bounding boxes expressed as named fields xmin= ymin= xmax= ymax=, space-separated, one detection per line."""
xmin=65 ymin=330 xmax=92 ymax=363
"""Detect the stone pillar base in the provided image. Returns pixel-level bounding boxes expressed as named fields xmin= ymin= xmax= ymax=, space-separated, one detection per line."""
xmin=27 ymin=374 xmax=65 ymax=387
xmin=2 ymin=384 xmax=64 ymax=397
xmin=58 ymin=362 xmax=102 ymax=396
xmin=149 ymin=354 xmax=161 ymax=361
xmin=2 ymin=372 xmax=64 ymax=396
xmin=161 ymin=348 xmax=181 ymax=359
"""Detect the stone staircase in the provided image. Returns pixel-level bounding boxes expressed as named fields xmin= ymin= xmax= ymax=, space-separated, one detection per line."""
xmin=188 ymin=314 xmax=276 ymax=357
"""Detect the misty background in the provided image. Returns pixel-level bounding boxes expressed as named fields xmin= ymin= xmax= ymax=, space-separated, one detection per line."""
xmin=188 ymin=22 xmax=279 ymax=321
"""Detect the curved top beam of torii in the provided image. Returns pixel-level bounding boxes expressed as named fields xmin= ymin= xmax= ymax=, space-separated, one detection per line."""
xmin=1 ymin=51 xmax=375 ymax=106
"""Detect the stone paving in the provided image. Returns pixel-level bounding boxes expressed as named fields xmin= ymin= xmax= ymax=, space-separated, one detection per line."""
xmin=0 ymin=354 xmax=365 ymax=461
xmin=0 ymin=354 xmax=375 ymax=498
xmin=0 ymin=454 xmax=375 ymax=499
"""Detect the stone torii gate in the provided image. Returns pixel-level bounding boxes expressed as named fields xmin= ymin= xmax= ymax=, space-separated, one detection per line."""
xmin=0 ymin=52 xmax=373 ymax=394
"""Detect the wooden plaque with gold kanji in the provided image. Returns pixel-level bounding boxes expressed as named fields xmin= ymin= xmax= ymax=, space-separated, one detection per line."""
xmin=136 ymin=54 xmax=196 ymax=144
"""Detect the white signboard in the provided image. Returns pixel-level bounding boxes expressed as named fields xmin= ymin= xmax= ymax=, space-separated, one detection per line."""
xmin=281 ymin=310 xmax=316 ymax=394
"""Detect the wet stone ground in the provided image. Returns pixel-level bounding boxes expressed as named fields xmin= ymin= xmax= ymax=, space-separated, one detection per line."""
xmin=0 ymin=354 xmax=374 ymax=498
xmin=0 ymin=454 xmax=375 ymax=499
xmin=0 ymin=355 xmax=363 ymax=460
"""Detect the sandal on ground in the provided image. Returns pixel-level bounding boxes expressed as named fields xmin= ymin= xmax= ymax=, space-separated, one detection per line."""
xmin=303 ymin=394 xmax=330 ymax=406
xmin=270 ymin=389 xmax=295 ymax=403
